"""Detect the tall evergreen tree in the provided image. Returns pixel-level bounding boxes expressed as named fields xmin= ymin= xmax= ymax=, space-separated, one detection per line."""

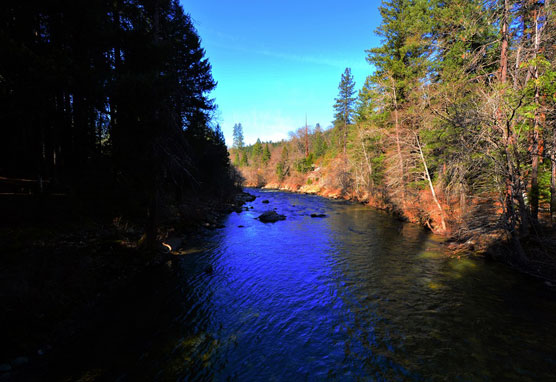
xmin=367 ymin=0 xmax=431 ymax=104
xmin=0 ymin=0 xmax=235 ymax=244
xmin=240 ymin=151 xmax=249 ymax=167
xmin=262 ymin=144 xmax=271 ymax=164
xmin=253 ymin=138 xmax=263 ymax=160
xmin=313 ymin=124 xmax=328 ymax=158
xmin=333 ymin=68 xmax=356 ymax=156
xmin=232 ymin=123 xmax=245 ymax=149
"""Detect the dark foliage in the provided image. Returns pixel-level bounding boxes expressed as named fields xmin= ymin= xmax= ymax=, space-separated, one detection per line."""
xmin=0 ymin=0 xmax=235 ymax=233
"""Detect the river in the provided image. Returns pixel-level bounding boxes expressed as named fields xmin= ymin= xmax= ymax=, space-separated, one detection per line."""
xmin=48 ymin=189 xmax=556 ymax=381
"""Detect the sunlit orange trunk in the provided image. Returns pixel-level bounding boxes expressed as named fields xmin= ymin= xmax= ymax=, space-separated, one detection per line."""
xmin=416 ymin=134 xmax=446 ymax=232
xmin=391 ymin=77 xmax=405 ymax=204
xmin=499 ymin=0 xmax=509 ymax=83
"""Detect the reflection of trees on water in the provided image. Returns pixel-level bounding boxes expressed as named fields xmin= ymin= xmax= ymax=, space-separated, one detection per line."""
xmin=323 ymin=204 xmax=433 ymax=379
xmin=51 ymin=190 xmax=556 ymax=381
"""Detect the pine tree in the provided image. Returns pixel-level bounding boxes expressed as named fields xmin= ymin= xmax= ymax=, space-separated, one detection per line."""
xmin=233 ymin=123 xmax=245 ymax=149
xmin=262 ymin=144 xmax=271 ymax=164
xmin=431 ymin=0 xmax=497 ymax=81
xmin=333 ymin=68 xmax=356 ymax=156
xmin=253 ymin=138 xmax=263 ymax=160
xmin=0 ymin=0 xmax=236 ymax=243
xmin=313 ymin=123 xmax=328 ymax=158
xmin=364 ymin=0 xmax=435 ymax=203
xmin=240 ymin=151 xmax=249 ymax=166
xmin=234 ymin=151 xmax=240 ymax=167
xmin=367 ymin=0 xmax=432 ymax=103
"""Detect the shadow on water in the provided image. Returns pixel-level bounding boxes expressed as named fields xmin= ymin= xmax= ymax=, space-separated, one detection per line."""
xmin=30 ymin=189 xmax=556 ymax=381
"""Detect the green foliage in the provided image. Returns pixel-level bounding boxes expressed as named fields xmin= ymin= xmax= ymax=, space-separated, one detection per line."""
xmin=294 ymin=154 xmax=314 ymax=174
xmin=233 ymin=123 xmax=245 ymax=149
xmin=431 ymin=0 xmax=497 ymax=80
xmin=252 ymin=138 xmax=263 ymax=161
xmin=274 ymin=145 xmax=290 ymax=180
xmin=0 ymin=0 xmax=237 ymax=218
xmin=228 ymin=0 xmax=556 ymax=238
xmin=280 ymin=145 xmax=289 ymax=161
xmin=276 ymin=161 xmax=286 ymax=180
xmin=538 ymin=162 xmax=552 ymax=203
xmin=367 ymin=0 xmax=432 ymax=104
xmin=333 ymin=68 xmax=357 ymax=125
xmin=356 ymin=77 xmax=378 ymax=122
xmin=262 ymin=144 xmax=271 ymax=164
xmin=240 ymin=151 xmax=249 ymax=167
xmin=370 ymin=154 xmax=386 ymax=184
xmin=311 ymin=124 xmax=328 ymax=158
xmin=333 ymin=68 xmax=356 ymax=154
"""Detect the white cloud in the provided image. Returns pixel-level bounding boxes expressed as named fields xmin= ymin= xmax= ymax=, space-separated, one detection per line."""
xmin=254 ymin=48 xmax=368 ymax=71
xmin=208 ymin=37 xmax=368 ymax=71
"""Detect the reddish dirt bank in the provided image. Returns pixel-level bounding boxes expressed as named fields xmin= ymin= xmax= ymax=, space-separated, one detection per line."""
xmin=248 ymin=179 xmax=451 ymax=234
xmin=245 ymin=179 xmax=556 ymax=282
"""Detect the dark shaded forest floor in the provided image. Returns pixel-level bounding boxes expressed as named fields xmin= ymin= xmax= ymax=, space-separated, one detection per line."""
xmin=0 ymin=191 xmax=251 ymax=380
xmin=443 ymin=213 xmax=556 ymax=283
xmin=481 ymin=229 xmax=556 ymax=284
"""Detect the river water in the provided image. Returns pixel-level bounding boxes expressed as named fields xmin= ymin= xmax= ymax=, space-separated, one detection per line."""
xmin=52 ymin=189 xmax=556 ymax=381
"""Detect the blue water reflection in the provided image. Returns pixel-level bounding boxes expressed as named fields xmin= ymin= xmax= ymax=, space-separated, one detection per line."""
xmin=131 ymin=189 xmax=556 ymax=381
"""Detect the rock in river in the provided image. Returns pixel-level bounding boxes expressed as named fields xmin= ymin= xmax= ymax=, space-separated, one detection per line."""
xmin=310 ymin=213 xmax=327 ymax=218
xmin=262 ymin=199 xmax=270 ymax=204
xmin=258 ymin=211 xmax=286 ymax=223
xmin=236 ymin=192 xmax=256 ymax=203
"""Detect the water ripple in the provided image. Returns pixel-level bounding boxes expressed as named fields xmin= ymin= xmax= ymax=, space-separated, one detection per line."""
xmin=131 ymin=189 xmax=556 ymax=381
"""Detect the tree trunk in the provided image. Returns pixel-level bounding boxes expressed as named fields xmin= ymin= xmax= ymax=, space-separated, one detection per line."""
xmin=343 ymin=121 xmax=347 ymax=158
xmin=416 ymin=134 xmax=446 ymax=232
xmin=530 ymin=6 xmax=541 ymax=222
xmin=391 ymin=77 xmax=405 ymax=203
xmin=143 ymin=192 xmax=158 ymax=251
xmin=531 ymin=117 xmax=540 ymax=222
xmin=360 ymin=132 xmax=374 ymax=188
xmin=499 ymin=0 xmax=509 ymax=84
xmin=498 ymin=0 xmax=522 ymax=234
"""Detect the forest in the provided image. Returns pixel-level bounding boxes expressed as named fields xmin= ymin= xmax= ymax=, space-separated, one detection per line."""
xmin=233 ymin=0 xmax=556 ymax=268
xmin=0 ymin=1 xmax=244 ymax=370
xmin=0 ymin=0 xmax=239 ymax=244
xmin=2 ymin=0 xmax=556 ymax=379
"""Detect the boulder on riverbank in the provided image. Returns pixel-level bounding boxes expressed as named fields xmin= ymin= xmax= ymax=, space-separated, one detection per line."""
xmin=236 ymin=192 xmax=256 ymax=203
xmin=229 ymin=192 xmax=256 ymax=213
xmin=258 ymin=211 xmax=286 ymax=223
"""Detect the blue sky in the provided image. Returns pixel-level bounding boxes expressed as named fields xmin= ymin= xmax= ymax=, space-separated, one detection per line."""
xmin=182 ymin=1 xmax=382 ymax=146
